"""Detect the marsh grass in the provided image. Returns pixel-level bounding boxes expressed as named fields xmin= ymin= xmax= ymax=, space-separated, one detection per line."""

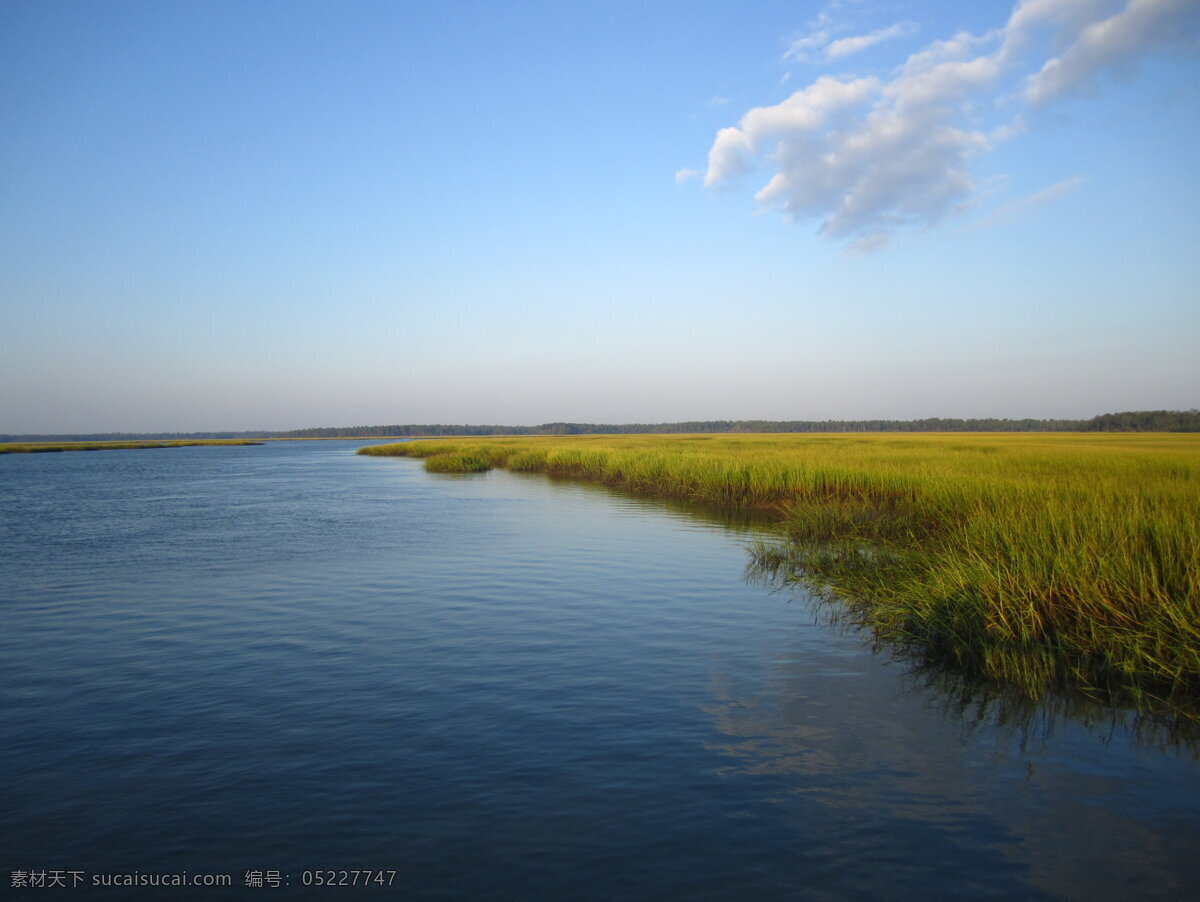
xmin=421 ymin=452 xmax=492 ymax=473
xmin=0 ymin=440 xmax=264 ymax=454
xmin=358 ymin=433 xmax=1200 ymax=709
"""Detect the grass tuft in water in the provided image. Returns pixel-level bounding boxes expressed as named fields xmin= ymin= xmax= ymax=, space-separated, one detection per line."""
xmin=421 ymin=452 xmax=492 ymax=473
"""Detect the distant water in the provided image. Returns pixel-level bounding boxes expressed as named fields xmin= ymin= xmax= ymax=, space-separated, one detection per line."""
xmin=2 ymin=440 xmax=1197 ymax=900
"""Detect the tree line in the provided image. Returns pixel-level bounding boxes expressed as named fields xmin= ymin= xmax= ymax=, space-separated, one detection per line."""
xmin=1081 ymin=410 xmax=1200 ymax=432
xmin=277 ymin=411 xmax=1198 ymax=437
xmin=4 ymin=410 xmax=1196 ymax=443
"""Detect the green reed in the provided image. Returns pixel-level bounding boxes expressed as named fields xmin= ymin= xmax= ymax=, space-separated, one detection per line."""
xmin=358 ymin=433 xmax=1200 ymax=707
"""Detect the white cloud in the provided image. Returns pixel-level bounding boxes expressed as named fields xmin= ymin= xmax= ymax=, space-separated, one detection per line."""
xmin=705 ymin=0 xmax=1197 ymax=249
xmin=784 ymin=10 xmax=916 ymax=62
xmin=783 ymin=3 xmax=859 ymax=62
xmin=1025 ymin=0 xmax=1197 ymax=103
xmin=1002 ymin=0 xmax=1127 ymax=54
xmin=705 ymin=65 xmax=991 ymax=245
xmin=705 ymin=75 xmax=879 ymax=189
xmin=674 ymin=168 xmax=699 ymax=185
xmin=846 ymin=232 xmax=891 ymax=254
xmin=783 ymin=12 xmax=834 ymax=64
xmin=784 ymin=33 xmax=830 ymax=64
xmin=704 ymin=127 xmax=756 ymax=188
xmin=826 ymin=22 xmax=916 ymax=59
xmin=965 ymin=176 xmax=1087 ymax=230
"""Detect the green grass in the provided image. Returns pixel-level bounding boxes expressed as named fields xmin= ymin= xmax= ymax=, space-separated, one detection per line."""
xmin=359 ymin=432 xmax=1200 ymax=710
xmin=0 ymin=440 xmax=264 ymax=454
xmin=421 ymin=452 xmax=492 ymax=473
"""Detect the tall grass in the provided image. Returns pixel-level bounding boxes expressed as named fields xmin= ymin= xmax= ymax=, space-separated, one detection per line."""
xmin=359 ymin=433 xmax=1200 ymax=708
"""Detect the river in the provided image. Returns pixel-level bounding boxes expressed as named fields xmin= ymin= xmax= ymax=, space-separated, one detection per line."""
xmin=1 ymin=439 xmax=1196 ymax=899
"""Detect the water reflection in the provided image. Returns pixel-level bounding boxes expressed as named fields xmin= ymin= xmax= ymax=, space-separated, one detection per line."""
xmin=516 ymin=464 xmax=1200 ymax=752
xmin=745 ymin=549 xmax=1200 ymax=755
xmin=701 ymin=642 xmax=1200 ymax=901
xmin=533 ymin=469 xmax=783 ymax=533
xmin=901 ymin=663 xmax=1200 ymax=754
xmin=701 ymin=561 xmax=1199 ymax=900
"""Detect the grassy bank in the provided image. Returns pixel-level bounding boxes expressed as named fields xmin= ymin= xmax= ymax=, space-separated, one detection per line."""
xmin=359 ymin=433 xmax=1200 ymax=709
xmin=0 ymin=439 xmax=263 ymax=454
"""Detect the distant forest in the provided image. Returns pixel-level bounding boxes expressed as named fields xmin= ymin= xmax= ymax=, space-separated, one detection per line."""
xmin=4 ymin=410 xmax=1197 ymax=443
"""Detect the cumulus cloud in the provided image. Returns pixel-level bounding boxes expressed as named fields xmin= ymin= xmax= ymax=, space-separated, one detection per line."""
xmin=706 ymin=0 xmax=1197 ymax=249
xmin=1024 ymin=0 xmax=1196 ymax=103
xmin=674 ymin=168 xmax=699 ymax=185
xmin=705 ymin=75 xmax=879 ymax=189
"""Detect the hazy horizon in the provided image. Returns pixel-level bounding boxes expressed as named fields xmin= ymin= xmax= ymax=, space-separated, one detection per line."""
xmin=3 ymin=1 xmax=1198 ymax=434
xmin=10 ymin=409 xmax=1197 ymax=441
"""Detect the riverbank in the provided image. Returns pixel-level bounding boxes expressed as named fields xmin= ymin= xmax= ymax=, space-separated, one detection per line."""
xmin=0 ymin=439 xmax=264 ymax=454
xmin=359 ymin=433 xmax=1200 ymax=711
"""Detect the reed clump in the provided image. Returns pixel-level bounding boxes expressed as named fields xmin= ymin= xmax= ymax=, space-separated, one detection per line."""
xmin=421 ymin=452 xmax=492 ymax=473
xmin=358 ymin=433 xmax=1200 ymax=707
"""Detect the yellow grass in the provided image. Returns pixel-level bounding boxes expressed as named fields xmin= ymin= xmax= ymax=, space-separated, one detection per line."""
xmin=360 ymin=432 xmax=1200 ymax=709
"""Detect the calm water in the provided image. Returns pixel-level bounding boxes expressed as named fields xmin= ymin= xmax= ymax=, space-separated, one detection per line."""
xmin=1 ymin=440 xmax=1197 ymax=900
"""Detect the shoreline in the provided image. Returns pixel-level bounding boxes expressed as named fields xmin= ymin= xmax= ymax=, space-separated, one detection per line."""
xmin=0 ymin=439 xmax=265 ymax=454
xmin=358 ymin=432 xmax=1200 ymax=714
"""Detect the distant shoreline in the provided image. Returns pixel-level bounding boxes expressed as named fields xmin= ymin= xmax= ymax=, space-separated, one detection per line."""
xmin=0 ymin=439 xmax=265 ymax=454
xmin=4 ymin=409 xmax=1197 ymax=444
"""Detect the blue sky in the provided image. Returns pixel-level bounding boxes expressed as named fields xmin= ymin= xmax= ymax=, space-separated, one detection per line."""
xmin=2 ymin=0 xmax=1197 ymax=432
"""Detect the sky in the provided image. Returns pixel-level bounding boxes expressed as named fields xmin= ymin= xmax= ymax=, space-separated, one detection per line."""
xmin=2 ymin=0 xmax=1198 ymax=433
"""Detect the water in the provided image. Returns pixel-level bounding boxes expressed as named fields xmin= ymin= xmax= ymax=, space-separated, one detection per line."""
xmin=1 ymin=440 xmax=1197 ymax=900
